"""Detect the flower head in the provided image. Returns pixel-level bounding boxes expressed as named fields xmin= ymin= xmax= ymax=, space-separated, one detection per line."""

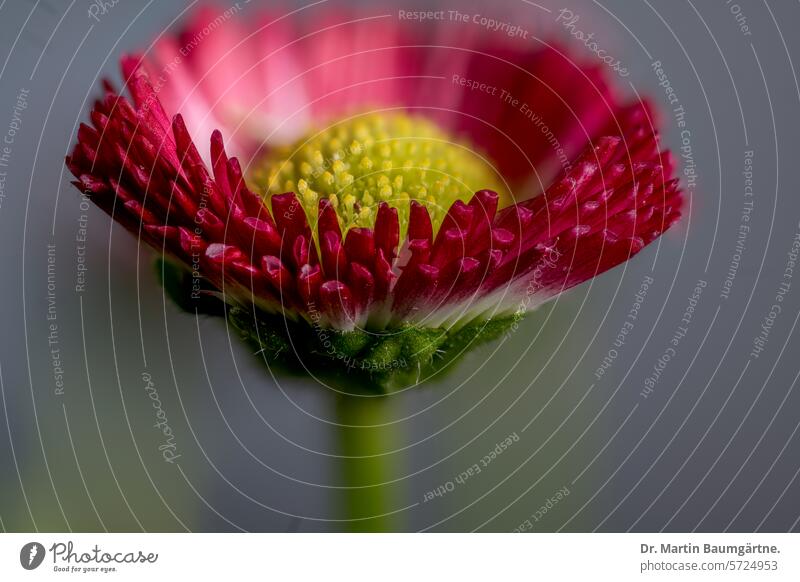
xmin=67 ymin=7 xmax=683 ymax=390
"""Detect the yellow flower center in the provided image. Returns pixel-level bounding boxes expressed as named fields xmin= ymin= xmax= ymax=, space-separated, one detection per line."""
xmin=252 ymin=112 xmax=507 ymax=238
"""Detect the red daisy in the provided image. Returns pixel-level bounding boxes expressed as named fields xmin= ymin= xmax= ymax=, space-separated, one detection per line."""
xmin=66 ymin=6 xmax=683 ymax=389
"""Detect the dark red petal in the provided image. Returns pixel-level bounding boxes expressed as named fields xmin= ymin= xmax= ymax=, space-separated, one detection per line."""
xmin=271 ymin=192 xmax=308 ymax=242
xmin=344 ymin=227 xmax=375 ymax=267
xmin=321 ymin=230 xmax=348 ymax=280
xmin=210 ymin=130 xmax=234 ymax=204
xmin=440 ymin=257 xmax=483 ymax=307
xmin=391 ymin=263 xmax=439 ymax=319
xmin=437 ymin=199 xmax=473 ymax=235
xmin=465 ymin=189 xmax=499 ymax=255
xmin=374 ymin=202 xmax=400 ymax=260
xmin=292 ymin=234 xmax=310 ymax=269
xmin=319 ymin=280 xmax=354 ymax=327
xmin=318 ymin=198 xmax=342 ymax=241
xmin=240 ymin=217 xmax=281 ymax=258
xmin=405 ymin=238 xmax=431 ymax=271
xmin=261 ymin=255 xmax=294 ymax=299
xmin=297 ymin=263 xmax=323 ymax=305
xmin=408 ymin=200 xmax=433 ymax=244
xmin=373 ymin=249 xmax=395 ymax=303
xmin=347 ymin=262 xmax=375 ymax=315
xmin=430 ymin=228 xmax=467 ymax=268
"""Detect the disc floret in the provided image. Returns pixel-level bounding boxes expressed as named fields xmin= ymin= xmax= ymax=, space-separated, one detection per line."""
xmin=253 ymin=112 xmax=506 ymax=238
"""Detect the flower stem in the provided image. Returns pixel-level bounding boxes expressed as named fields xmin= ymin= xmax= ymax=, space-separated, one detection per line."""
xmin=336 ymin=395 xmax=399 ymax=532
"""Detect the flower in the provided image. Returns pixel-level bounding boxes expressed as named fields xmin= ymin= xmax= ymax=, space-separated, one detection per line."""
xmin=66 ymin=6 xmax=683 ymax=390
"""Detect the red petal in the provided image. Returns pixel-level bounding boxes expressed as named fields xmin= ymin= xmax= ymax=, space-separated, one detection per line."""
xmin=374 ymin=202 xmax=400 ymax=260
xmin=319 ymin=280 xmax=354 ymax=327
xmin=344 ymin=227 xmax=375 ymax=267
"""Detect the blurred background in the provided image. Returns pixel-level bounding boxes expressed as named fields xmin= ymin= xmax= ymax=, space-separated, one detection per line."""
xmin=0 ymin=0 xmax=799 ymax=532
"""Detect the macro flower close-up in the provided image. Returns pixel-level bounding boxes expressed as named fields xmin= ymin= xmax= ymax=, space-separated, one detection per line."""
xmin=66 ymin=5 xmax=683 ymax=390
xmin=5 ymin=0 xmax=800 ymax=564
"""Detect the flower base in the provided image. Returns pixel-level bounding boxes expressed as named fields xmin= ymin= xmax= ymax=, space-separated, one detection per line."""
xmin=157 ymin=258 xmax=521 ymax=392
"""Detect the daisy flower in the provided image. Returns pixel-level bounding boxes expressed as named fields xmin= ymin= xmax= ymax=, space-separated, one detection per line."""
xmin=66 ymin=6 xmax=683 ymax=390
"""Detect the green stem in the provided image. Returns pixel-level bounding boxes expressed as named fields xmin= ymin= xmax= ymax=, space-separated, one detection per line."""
xmin=336 ymin=395 xmax=399 ymax=532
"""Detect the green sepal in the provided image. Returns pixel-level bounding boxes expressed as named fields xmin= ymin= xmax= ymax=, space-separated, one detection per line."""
xmin=156 ymin=258 xmax=524 ymax=392
xmin=225 ymin=310 xmax=522 ymax=393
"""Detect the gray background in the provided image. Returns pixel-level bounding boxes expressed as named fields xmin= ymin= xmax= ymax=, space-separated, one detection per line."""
xmin=0 ymin=0 xmax=798 ymax=532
